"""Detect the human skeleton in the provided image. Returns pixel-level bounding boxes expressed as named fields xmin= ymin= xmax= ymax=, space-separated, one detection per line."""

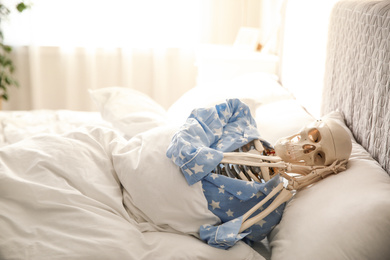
xmin=218 ymin=118 xmax=352 ymax=232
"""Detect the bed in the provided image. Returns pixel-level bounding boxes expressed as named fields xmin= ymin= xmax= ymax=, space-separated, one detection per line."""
xmin=1 ymin=0 xmax=390 ymax=259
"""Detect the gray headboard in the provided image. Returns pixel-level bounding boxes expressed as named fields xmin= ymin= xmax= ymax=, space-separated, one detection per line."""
xmin=321 ymin=0 xmax=390 ymax=175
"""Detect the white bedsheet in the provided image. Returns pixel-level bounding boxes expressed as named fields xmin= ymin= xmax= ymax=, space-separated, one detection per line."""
xmin=0 ymin=110 xmax=110 ymax=146
xmin=0 ymin=126 xmax=263 ymax=260
xmin=0 ymin=74 xmax=314 ymax=259
xmin=0 ymin=72 xmax=307 ymax=260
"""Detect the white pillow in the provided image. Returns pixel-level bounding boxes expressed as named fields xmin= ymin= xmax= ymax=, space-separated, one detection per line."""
xmin=89 ymin=87 xmax=167 ymax=138
xmin=269 ymin=111 xmax=390 ymax=260
xmin=112 ymin=125 xmax=220 ymax=236
xmin=167 ymin=72 xmax=293 ymax=126
xmin=254 ymin=99 xmax=315 ymax=145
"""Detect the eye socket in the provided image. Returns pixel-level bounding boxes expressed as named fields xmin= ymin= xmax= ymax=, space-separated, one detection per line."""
xmin=314 ymin=151 xmax=326 ymax=165
xmin=308 ymin=128 xmax=321 ymax=143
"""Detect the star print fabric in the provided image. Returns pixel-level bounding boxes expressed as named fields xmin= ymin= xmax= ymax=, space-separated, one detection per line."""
xmin=201 ymin=173 xmax=285 ymax=248
xmin=199 ymin=216 xmax=251 ymax=250
xmin=166 ymin=99 xmax=285 ymax=249
xmin=166 ymin=99 xmax=260 ymax=185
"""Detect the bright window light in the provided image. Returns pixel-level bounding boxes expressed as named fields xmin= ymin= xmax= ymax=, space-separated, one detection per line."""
xmin=4 ymin=0 xmax=201 ymax=48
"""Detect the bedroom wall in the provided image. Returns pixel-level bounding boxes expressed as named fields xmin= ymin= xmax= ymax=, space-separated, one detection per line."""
xmin=278 ymin=0 xmax=341 ymax=118
xmin=2 ymin=0 xmax=271 ymax=112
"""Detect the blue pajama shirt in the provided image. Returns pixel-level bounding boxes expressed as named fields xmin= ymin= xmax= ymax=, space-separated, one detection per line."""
xmin=166 ymin=99 xmax=285 ymax=249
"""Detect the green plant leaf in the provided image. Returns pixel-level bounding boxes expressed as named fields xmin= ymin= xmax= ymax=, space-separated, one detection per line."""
xmin=0 ymin=56 xmax=12 ymax=68
xmin=4 ymin=59 xmax=12 ymax=68
xmin=3 ymin=44 xmax=12 ymax=53
xmin=0 ymin=1 xmax=29 ymax=101
xmin=4 ymin=75 xmax=11 ymax=85
xmin=16 ymin=2 xmax=27 ymax=13
xmin=0 ymin=75 xmax=4 ymax=88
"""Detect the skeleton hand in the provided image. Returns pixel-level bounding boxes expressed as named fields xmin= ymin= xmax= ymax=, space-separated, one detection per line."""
xmin=283 ymin=159 xmax=348 ymax=190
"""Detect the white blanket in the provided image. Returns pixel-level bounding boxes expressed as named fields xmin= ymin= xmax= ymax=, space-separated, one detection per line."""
xmin=0 ymin=126 xmax=263 ymax=260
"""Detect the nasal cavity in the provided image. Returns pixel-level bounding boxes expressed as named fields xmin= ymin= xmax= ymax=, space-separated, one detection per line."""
xmin=302 ymin=144 xmax=316 ymax=154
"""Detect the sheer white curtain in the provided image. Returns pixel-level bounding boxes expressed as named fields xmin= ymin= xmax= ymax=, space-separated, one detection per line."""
xmin=3 ymin=0 xmax=265 ymax=111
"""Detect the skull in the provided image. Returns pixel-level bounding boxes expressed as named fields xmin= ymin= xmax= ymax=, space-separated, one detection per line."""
xmin=274 ymin=119 xmax=352 ymax=166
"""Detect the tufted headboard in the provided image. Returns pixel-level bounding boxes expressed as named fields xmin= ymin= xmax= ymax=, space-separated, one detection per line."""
xmin=321 ymin=0 xmax=390 ymax=175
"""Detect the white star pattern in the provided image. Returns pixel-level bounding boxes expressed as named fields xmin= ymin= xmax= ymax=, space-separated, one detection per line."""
xmin=229 ymin=196 xmax=234 ymax=200
xmin=236 ymin=191 xmax=242 ymax=196
xmin=210 ymin=173 xmax=219 ymax=180
xmin=222 ymin=109 xmax=230 ymax=118
xmin=210 ymin=200 xmax=221 ymax=210
xmin=240 ymin=136 xmax=248 ymax=143
xmin=227 ymin=233 xmax=235 ymax=238
xmin=256 ymin=219 xmax=267 ymax=227
xmin=205 ymin=152 xmax=214 ymax=160
xmin=226 ymin=209 xmax=234 ymax=217
xmin=246 ymin=181 xmax=255 ymax=187
xmin=214 ymin=127 xmax=222 ymax=136
xmin=191 ymin=163 xmax=204 ymax=174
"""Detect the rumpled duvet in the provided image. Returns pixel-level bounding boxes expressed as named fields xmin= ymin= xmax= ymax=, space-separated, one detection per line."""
xmin=0 ymin=123 xmax=264 ymax=260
